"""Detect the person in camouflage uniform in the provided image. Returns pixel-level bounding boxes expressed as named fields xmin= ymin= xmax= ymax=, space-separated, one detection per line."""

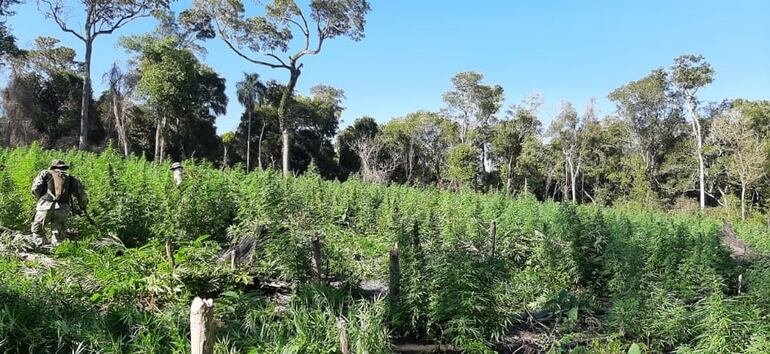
xmin=171 ymin=162 xmax=184 ymax=186
xmin=30 ymin=159 xmax=88 ymax=247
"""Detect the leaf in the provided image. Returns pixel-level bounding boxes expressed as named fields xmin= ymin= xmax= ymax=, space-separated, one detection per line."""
xmin=221 ymin=290 xmax=240 ymax=299
xmin=627 ymin=343 xmax=641 ymax=354
xmin=567 ymin=306 xmax=579 ymax=321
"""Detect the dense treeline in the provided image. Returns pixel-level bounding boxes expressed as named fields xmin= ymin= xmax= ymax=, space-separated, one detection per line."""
xmin=2 ymin=146 xmax=770 ymax=352
xmin=1 ymin=1 xmax=768 ymax=217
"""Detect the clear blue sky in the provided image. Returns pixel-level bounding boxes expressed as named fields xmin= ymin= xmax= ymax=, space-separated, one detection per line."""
xmin=6 ymin=0 xmax=770 ymax=133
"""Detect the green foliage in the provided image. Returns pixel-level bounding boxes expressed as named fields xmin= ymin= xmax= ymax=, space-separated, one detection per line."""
xmin=447 ymin=144 xmax=481 ymax=190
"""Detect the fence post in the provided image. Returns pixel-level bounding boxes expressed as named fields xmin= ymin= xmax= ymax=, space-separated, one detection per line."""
xmin=489 ymin=219 xmax=497 ymax=257
xmin=389 ymin=242 xmax=400 ymax=301
xmin=337 ymin=317 xmax=350 ymax=354
xmin=190 ymin=297 xmax=214 ymax=354
xmin=310 ymin=235 xmax=322 ymax=280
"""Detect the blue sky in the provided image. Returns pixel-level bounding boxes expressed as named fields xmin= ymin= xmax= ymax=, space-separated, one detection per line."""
xmin=6 ymin=1 xmax=770 ymax=133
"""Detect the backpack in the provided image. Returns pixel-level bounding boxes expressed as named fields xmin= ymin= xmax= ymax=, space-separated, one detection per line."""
xmin=40 ymin=170 xmax=74 ymax=204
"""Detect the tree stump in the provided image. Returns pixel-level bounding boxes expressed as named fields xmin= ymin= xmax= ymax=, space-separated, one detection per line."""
xmin=337 ymin=317 xmax=350 ymax=354
xmin=190 ymin=297 xmax=214 ymax=354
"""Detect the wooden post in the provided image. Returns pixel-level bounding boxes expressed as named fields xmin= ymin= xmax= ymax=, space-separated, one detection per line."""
xmin=230 ymin=250 xmax=237 ymax=271
xmin=489 ymin=220 xmax=497 ymax=257
xmin=310 ymin=235 xmax=322 ymax=280
xmin=389 ymin=242 xmax=400 ymax=300
xmin=337 ymin=317 xmax=350 ymax=354
xmin=190 ymin=297 xmax=214 ymax=354
xmin=165 ymin=238 xmax=175 ymax=268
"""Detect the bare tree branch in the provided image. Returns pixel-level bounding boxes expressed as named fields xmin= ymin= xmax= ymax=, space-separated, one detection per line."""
xmin=352 ymin=136 xmax=396 ymax=183
xmin=38 ymin=0 xmax=86 ymax=42
xmin=93 ymin=8 xmax=150 ymax=37
xmin=212 ymin=18 xmax=288 ymax=70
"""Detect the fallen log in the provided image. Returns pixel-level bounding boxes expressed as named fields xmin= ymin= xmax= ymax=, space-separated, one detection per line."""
xmin=719 ymin=222 xmax=759 ymax=261
xmin=216 ymin=236 xmax=258 ymax=265
xmin=392 ymin=343 xmax=462 ymax=353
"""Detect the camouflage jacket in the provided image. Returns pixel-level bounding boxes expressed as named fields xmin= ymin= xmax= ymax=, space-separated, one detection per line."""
xmin=30 ymin=170 xmax=88 ymax=211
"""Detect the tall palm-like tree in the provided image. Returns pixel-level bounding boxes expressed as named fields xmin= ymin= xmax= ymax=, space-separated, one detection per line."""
xmin=236 ymin=73 xmax=267 ymax=171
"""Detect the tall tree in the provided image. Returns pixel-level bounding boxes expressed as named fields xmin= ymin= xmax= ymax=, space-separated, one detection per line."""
xmin=2 ymin=36 xmax=103 ymax=148
xmin=442 ymin=71 xmax=504 ymax=143
xmin=290 ymin=88 xmax=345 ymax=178
xmin=441 ymin=71 xmax=504 ymax=173
xmin=131 ymin=37 xmax=227 ymax=162
xmin=733 ymin=99 xmax=770 ymax=137
xmin=37 ymin=0 xmax=170 ymax=150
xmin=709 ymin=109 xmax=767 ymax=220
xmin=0 ymin=0 xmax=23 ymax=65
xmin=549 ymin=98 xmax=597 ymax=203
xmin=492 ymin=96 xmax=542 ymax=194
xmin=378 ymin=111 xmax=458 ymax=185
xmin=337 ymin=116 xmax=379 ymax=180
xmin=670 ymin=54 xmax=714 ymax=210
xmin=548 ymin=101 xmax=586 ymax=203
xmin=446 ymin=143 xmax=481 ymax=191
xmin=236 ymin=73 xmax=266 ymax=171
xmin=609 ymin=68 xmax=681 ymax=176
xmin=185 ymin=0 xmax=371 ymax=177
xmin=221 ymin=131 xmax=235 ymax=168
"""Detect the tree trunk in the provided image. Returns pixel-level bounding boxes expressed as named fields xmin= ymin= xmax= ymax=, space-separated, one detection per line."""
xmin=223 ymin=145 xmax=228 ymax=168
xmin=246 ymin=107 xmax=252 ymax=172
xmin=407 ymin=140 xmax=414 ymax=183
xmin=567 ymin=157 xmax=578 ymax=204
xmin=505 ymin=156 xmax=513 ymax=195
xmin=159 ymin=114 xmax=167 ymax=164
xmin=563 ymin=156 xmax=569 ymax=202
xmin=686 ymin=99 xmax=706 ymax=211
xmin=257 ymin=118 xmax=266 ymax=171
xmin=524 ymin=176 xmax=528 ymax=197
xmin=741 ymin=181 xmax=747 ymax=221
xmin=281 ymin=130 xmax=290 ymax=176
xmin=78 ymin=39 xmax=93 ymax=150
xmin=277 ymin=68 xmax=300 ymax=178
xmin=154 ymin=117 xmax=161 ymax=162
xmin=112 ymin=93 xmax=131 ymax=157
xmin=480 ymin=144 xmax=486 ymax=174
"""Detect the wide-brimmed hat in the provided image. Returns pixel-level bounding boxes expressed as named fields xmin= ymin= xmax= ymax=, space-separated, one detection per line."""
xmin=170 ymin=162 xmax=183 ymax=170
xmin=49 ymin=159 xmax=69 ymax=169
